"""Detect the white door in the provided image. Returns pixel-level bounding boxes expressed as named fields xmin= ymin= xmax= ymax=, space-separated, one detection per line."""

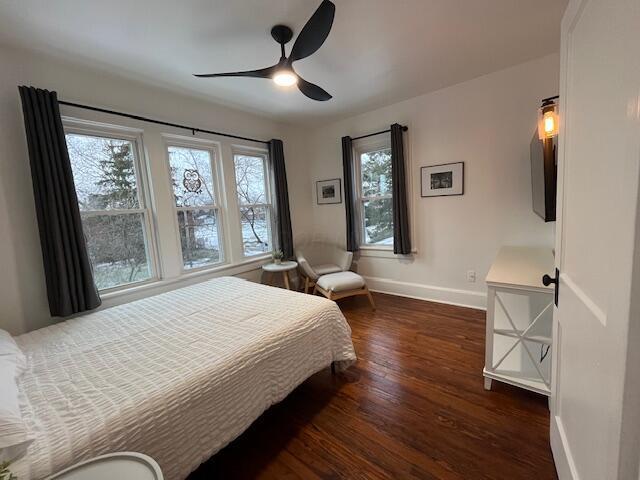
xmin=551 ymin=1 xmax=640 ymax=479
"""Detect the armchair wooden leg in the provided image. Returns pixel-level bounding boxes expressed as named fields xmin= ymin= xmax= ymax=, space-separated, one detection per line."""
xmin=304 ymin=276 xmax=309 ymax=294
xmin=366 ymin=287 xmax=376 ymax=310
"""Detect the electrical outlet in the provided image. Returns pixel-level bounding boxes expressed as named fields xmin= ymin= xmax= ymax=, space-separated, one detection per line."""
xmin=467 ymin=270 xmax=476 ymax=283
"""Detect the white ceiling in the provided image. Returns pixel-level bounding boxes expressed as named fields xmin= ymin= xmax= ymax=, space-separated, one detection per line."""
xmin=0 ymin=0 xmax=567 ymax=125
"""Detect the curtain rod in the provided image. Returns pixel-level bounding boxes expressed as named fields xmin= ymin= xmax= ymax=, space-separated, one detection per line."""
xmin=351 ymin=125 xmax=408 ymax=141
xmin=58 ymin=100 xmax=270 ymax=145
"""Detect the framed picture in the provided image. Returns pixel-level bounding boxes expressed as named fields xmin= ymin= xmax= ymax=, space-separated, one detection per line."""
xmin=316 ymin=178 xmax=342 ymax=204
xmin=421 ymin=162 xmax=464 ymax=197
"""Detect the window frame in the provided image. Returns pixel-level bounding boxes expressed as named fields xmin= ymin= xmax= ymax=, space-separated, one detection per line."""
xmin=354 ymin=137 xmax=394 ymax=250
xmin=62 ymin=117 xmax=161 ymax=293
xmin=232 ymin=146 xmax=275 ymax=259
xmin=163 ymin=135 xmax=227 ymax=273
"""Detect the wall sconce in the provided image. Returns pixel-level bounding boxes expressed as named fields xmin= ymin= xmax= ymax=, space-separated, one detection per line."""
xmin=538 ymin=96 xmax=559 ymax=139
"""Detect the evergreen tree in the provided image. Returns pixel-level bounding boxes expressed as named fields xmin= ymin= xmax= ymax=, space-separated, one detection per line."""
xmin=84 ymin=141 xmax=147 ymax=284
xmin=361 ymin=150 xmax=394 ymax=243
xmin=92 ymin=141 xmax=138 ymax=209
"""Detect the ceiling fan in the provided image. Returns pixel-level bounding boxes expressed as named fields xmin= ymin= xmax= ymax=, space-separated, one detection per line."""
xmin=194 ymin=0 xmax=335 ymax=101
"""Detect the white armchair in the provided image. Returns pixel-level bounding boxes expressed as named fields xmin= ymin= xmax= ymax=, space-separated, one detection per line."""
xmin=295 ymin=243 xmax=353 ymax=293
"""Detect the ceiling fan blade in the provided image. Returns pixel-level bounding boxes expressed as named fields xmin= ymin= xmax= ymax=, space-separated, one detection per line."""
xmin=288 ymin=0 xmax=335 ymax=64
xmin=194 ymin=64 xmax=278 ymax=79
xmin=297 ymin=76 xmax=332 ymax=101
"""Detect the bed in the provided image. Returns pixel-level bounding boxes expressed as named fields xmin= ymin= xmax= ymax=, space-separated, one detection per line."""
xmin=11 ymin=276 xmax=357 ymax=480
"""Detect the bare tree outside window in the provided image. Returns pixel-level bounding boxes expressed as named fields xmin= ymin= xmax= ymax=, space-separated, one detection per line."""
xmin=234 ymin=154 xmax=272 ymax=256
xmin=167 ymin=146 xmax=222 ymax=269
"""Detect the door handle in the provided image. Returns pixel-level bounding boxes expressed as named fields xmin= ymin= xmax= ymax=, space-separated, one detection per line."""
xmin=542 ymin=268 xmax=559 ymax=307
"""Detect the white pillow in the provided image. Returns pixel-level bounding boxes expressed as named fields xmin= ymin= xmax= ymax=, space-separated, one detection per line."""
xmin=0 ymin=329 xmax=32 ymax=463
xmin=0 ymin=330 xmax=26 ymax=376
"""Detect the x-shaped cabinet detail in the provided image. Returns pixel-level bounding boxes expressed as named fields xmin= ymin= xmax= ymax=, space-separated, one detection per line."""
xmin=483 ymin=285 xmax=554 ymax=396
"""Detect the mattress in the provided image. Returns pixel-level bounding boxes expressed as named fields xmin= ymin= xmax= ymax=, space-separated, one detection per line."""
xmin=12 ymin=276 xmax=356 ymax=480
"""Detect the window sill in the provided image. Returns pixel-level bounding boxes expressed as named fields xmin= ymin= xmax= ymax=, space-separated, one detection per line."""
xmin=358 ymin=246 xmax=417 ymax=259
xmin=178 ymin=253 xmax=272 ymax=277
xmin=359 ymin=245 xmax=393 ymax=251
xmin=98 ymin=277 xmax=161 ymax=297
xmin=100 ymin=254 xmax=272 ymax=303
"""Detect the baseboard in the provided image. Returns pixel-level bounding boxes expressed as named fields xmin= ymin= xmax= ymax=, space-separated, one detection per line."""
xmin=551 ymin=414 xmax=578 ymax=480
xmin=362 ymin=275 xmax=487 ymax=310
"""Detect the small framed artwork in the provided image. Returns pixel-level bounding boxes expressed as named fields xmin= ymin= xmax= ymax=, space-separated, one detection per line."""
xmin=316 ymin=178 xmax=342 ymax=204
xmin=421 ymin=162 xmax=464 ymax=197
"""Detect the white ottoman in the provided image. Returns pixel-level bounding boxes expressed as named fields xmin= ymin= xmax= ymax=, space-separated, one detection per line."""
xmin=314 ymin=271 xmax=376 ymax=309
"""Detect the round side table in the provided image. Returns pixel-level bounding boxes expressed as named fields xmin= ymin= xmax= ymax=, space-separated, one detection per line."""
xmin=262 ymin=261 xmax=298 ymax=290
xmin=48 ymin=452 xmax=163 ymax=480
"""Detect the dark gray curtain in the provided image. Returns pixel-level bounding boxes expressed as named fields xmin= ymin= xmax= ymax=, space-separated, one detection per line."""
xmin=341 ymin=136 xmax=358 ymax=252
xmin=269 ymin=139 xmax=294 ymax=259
xmin=391 ymin=123 xmax=411 ymax=254
xmin=19 ymin=86 xmax=101 ymax=316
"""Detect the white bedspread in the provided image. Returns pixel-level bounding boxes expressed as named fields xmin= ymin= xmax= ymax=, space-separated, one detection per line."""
xmin=12 ymin=277 xmax=356 ymax=480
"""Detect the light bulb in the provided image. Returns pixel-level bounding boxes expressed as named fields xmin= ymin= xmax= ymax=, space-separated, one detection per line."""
xmin=543 ymin=112 xmax=555 ymax=134
xmin=273 ymin=71 xmax=297 ymax=87
xmin=538 ymin=102 xmax=559 ymax=139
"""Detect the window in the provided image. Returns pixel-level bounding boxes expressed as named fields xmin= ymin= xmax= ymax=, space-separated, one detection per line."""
xmin=356 ymin=145 xmax=394 ymax=246
xmin=233 ymin=151 xmax=273 ymax=256
xmin=167 ymin=144 xmax=224 ymax=270
xmin=65 ymin=130 xmax=157 ymax=290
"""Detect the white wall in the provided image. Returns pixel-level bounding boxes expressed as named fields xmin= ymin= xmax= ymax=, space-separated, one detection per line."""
xmin=0 ymin=44 xmax=311 ymax=335
xmin=303 ymin=54 xmax=559 ymax=309
xmin=0 ymin=44 xmax=559 ymax=334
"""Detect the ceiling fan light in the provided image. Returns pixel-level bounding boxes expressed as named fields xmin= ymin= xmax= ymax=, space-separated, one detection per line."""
xmin=273 ymin=71 xmax=297 ymax=87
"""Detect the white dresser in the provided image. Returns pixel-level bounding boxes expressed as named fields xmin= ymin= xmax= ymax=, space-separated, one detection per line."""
xmin=483 ymin=246 xmax=555 ymax=396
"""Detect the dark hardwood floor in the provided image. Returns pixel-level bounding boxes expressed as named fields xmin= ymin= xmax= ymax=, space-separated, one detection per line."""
xmin=190 ymin=293 xmax=557 ymax=480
